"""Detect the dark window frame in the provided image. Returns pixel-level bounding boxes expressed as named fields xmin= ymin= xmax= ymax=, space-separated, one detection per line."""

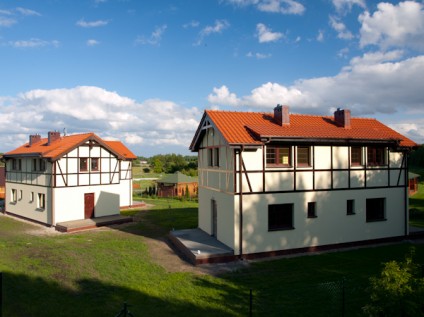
xmin=367 ymin=146 xmax=386 ymax=166
xmin=80 ymin=157 xmax=88 ymax=172
xmin=366 ymin=198 xmax=386 ymax=222
xmin=347 ymin=199 xmax=355 ymax=215
xmin=91 ymin=158 xmax=100 ymax=172
xmin=268 ymin=203 xmax=294 ymax=231
xmin=266 ymin=146 xmax=292 ymax=167
xmin=297 ymin=146 xmax=311 ymax=167
xmin=351 ymin=147 xmax=363 ymax=166
xmin=307 ymin=202 xmax=317 ymax=218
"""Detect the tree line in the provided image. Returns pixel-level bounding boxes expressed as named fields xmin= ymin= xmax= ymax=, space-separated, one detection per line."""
xmin=136 ymin=154 xmax=198 ymax=176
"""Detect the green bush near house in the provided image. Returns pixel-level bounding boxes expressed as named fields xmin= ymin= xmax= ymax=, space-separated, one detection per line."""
xmin=409 ymin=166 xmax=424 ymax=228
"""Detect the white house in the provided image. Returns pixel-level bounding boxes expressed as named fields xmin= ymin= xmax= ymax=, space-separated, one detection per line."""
xmin=189 ymin=105 xmax=417 ymax=259
xmin=3 ymin=132 xmax=136 ymax=226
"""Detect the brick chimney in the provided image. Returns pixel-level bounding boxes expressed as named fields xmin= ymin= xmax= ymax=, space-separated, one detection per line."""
xmin=29 ymin=134 xmax=41 ymax=146
xmin=274 ymin=104 xmax=290 ymax=126
xmin=48 ymin=131 xmax=61 ymax=145
xmin=334 ymin=108 xmax=351 ymax=129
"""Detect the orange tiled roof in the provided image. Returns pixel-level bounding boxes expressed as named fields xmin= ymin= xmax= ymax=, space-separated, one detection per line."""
xmin=196 ymin=110 xmax=416 ymax=148
xmin=104 ymin=140 xmax=137 ymax=160
xmin=4 ymin=133 xmax=137 ymax=160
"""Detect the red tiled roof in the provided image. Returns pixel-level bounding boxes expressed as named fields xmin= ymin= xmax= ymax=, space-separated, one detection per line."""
xmin=104 ymin=140 xmax=137 ymax=160
xmin=197 ymin=110 xmax=416 ymax=148
xmin=4 ymin=133 xmax=137 ymax=161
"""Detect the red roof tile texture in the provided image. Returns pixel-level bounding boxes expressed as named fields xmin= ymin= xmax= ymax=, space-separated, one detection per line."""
xmin=205 ymin=110 xmax=417 ymax=148
xmin=5 ymin=133 xmax=137 ymax=160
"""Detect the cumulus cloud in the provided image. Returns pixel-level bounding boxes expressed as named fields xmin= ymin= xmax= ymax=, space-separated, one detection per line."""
xmin=256 ymin=23 xmax=284 ymax=43
xmin=224 ymin=0 xmax=305 ymax=15
xmin=359 ymin=1 xmax=424 ymax=51
xmin=329 ymin=15 xmax=354 ymax=40
xmin=135 ymin=24 xmax=167 ymax=45
xmin=8 ymin=38 xmax=60 ymax=48
xmin=332 ymin=0 xmax=366 ymax=13
xmin=76 ymin=19 xmax=109 ymax=28
xmin=194 ymin=20 xmax=230 ymax=45
xmin=0 ymin=86 xmax=201 ymax=154
xmin=207 ymin=51 xmax=424 ymax=142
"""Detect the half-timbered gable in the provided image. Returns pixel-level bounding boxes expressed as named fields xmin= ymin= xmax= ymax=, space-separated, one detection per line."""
xmin=190 ymin=105 xmax=417 ymax=258
xmin=3 ymin=132 xmax=136 ymax=226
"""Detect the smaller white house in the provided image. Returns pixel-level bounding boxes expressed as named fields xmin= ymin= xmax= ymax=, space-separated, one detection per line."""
xmin=3 ymin=132 xmax=136 ymax=226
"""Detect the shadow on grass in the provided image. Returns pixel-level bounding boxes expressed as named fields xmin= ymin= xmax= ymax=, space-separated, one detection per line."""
xmin=1 ymin=271 xmax=236 ymax=317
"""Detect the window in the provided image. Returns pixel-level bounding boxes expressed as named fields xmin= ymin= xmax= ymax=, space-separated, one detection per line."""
xmin=39 ymin=159 xmax=46 ymax=171
xmin=19 ymin=190 xmax=23 ymax=201
xmin=37 ymin=193 xmax=45 ymax=209
xmin=297 ymin=146 xmax=311 ymax=167
xmin=30 ymin=192 xmax=34 ymax=203
xmin=351 ymin=147 xmax=363 ymax=166
xmin=367 ymin=147 xmax=386 ymax=166
xmin=11 ymin=189 xmax=17 ymax=203
xmin=268 ymin=204 xmax=294 ymax=231
xmin=80 ymin=158 xmax=88 ymax=171
xmin=207 ymin=148 xmax=219 ymax=167
xmin=307 ymin=202 xmax=317 ymax=218
xmin=91 ymin=158 xmax=99 ymax=171
xmin=347 ymin=199 xmax=355 ymax=215
xmin=12 ymin=159 xmax=21 ymax=171
xmin=32 ymin=159 xmax=37 ymax=171
xmin=214 ymin=148 xmax=219 ymax=167
xmin=266 ymin=146 xmax=291 ymax=166
xmin=366 ymin=198 xmax=385 ymax=222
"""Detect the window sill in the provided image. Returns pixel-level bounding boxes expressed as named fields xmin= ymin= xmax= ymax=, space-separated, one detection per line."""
xmin=268 ymin=227 xmax=295 ymax=232
xmin=366 ymin=218 xmax=387 ymax=223
xmin=347 ymin=213 xmax=356 ymax=216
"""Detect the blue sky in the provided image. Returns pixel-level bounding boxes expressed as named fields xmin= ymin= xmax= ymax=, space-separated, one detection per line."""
xmin=0 ymin=0 xmax=423 ymax=156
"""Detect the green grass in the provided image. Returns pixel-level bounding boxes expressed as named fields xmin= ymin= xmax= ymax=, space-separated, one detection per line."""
xmin=409 ymin=166 xmax=424 ymax=227
xmin=2 ymin=199 xmax=424 ymax=316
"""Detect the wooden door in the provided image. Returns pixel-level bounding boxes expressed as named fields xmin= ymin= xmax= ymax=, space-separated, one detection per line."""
xmin=84 ymin=193 xmax=95 ymax=219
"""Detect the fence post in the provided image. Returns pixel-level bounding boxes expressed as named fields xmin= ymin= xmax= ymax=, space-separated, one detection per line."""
xmin=341 ymin=278 xmax=345 ymax=317
xmin=249 ymin=288 xmax=253 ymax=317
xmin=1 ymin=272 xmax=3 ymax=317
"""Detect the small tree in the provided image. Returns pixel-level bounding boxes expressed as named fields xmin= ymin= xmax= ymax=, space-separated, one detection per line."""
xmin=363 ymin=248 xmax=424 ymax=317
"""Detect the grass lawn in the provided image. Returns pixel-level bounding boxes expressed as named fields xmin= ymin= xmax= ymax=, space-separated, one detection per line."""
xmin=1 ymin=199 xmax=424 ymax=316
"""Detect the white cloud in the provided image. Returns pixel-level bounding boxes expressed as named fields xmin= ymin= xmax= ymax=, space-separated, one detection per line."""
xmin=332 ymin=0 xmax=366 ymax=13
xmin=207 ymin=52 xmax=424 ymax=143
xmin=87 ymin=39 xmax=100 ymax=46
xmin=0 ymin=16 xmax=16 ymax=27
xmin=8 ymin=38 xmax=60 ymax=48
xmin=359 ymin=1 xmax=424 ymax=51
xmin=0 ymin=86 xmax=201 ymax=154
xmin=329 ymin=15 xmax=354 ymax=40
xmin=246 ymin=51 xmax=272 ymax=59
xmin=224 ymin=0 xmax=305 ymax=15
xmin=183 ymin=20 xmax=200 ymax=28
xmin=135 ymin=24 xmax=167 ymax=45
xmin=256 ymin=23 xmax=283 ymax=43
xmin=76 ymin=19 xmax=109 ymax=28
xmin=16 ymin=7 xmax=41 ymax=16
xmin=317 ymin=30 xmax=324 ymax=42
xmin=195 ymin=20 xmax=230 ymax=45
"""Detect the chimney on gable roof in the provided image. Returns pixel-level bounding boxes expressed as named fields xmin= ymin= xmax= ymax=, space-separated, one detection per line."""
xmin=334 ymin=108 xmax=351 ymax=129
xmin=29 ymin=134 xmax=41 ymax=146
xmin=274 ymin=104 xmax=290 ymax=127
xmin=47 ymin=131 xmax=61 ymax=145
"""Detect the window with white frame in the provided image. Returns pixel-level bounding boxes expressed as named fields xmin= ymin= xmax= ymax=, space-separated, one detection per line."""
xmin=37 ymin=193 xmax=45 ymax=209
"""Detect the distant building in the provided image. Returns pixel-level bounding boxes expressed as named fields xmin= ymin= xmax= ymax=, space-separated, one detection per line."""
xmin=3 ymin=132 xmax=136 ymax=226
xmin=409 ymin=172 xmax=420 ymax=196
xmin=157 ymin=171 xmax=197 ymax=198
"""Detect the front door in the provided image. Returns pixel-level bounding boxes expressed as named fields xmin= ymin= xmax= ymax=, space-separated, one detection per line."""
xmin=211 ymin=199 xmax=217 ymax=237
xmin=84 ymin=193 xmax=95 ymax=219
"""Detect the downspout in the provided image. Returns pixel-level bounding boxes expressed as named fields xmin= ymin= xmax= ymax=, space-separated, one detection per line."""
xmin=238 ymin=146 xmax=244 ymax=259
xmin=51 ymin=160 xmax=55 ymax=227
xmin=403 ymin=151 xmax=409 ymax=237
